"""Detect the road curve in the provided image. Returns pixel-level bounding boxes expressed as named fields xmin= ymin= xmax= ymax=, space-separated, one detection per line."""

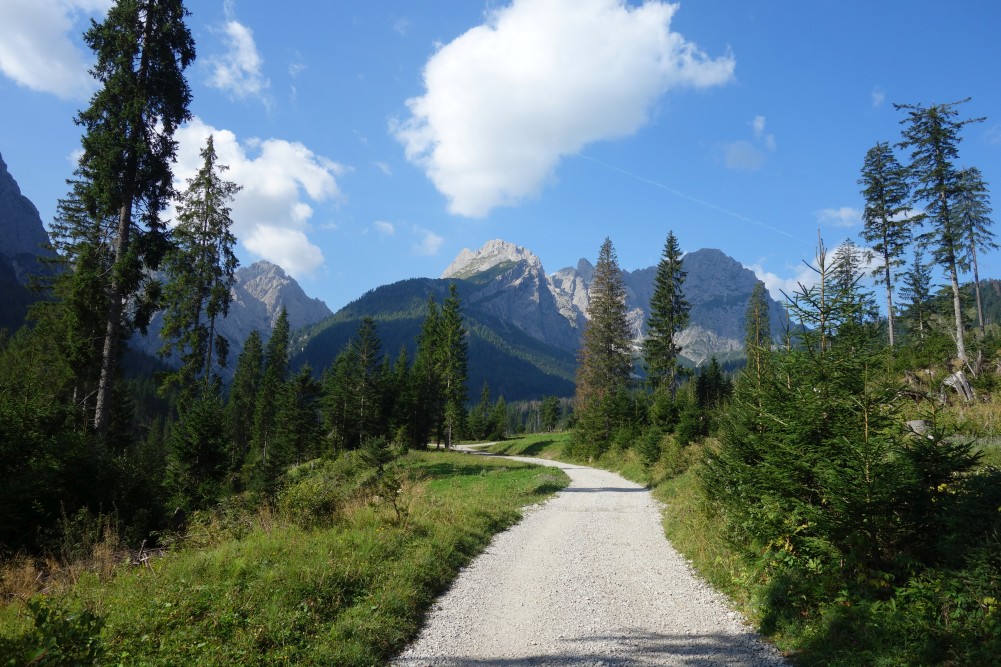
xmin=393 ymin=451 xmax=787 ymax=666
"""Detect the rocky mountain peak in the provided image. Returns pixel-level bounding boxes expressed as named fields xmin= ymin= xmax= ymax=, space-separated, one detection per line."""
xmin=233 ymin=260 xmax=332 ymax=330
xmin=441 ymin=239 xmax=542 ymax=279
xmin=0 ymin=152 xmax=54 ymax=263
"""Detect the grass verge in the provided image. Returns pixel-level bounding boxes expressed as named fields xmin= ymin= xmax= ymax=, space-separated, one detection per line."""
xmin=0 ymin=450 xmax=568 ymax=666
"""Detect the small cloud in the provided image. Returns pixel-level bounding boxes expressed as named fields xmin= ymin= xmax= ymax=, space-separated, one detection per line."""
xmin=244 ymin=226 xmax=324 ymax=278
xmin=412 ymin=227 xmax=444 ymax=256
xmin=67 ymin=148 xmax=85 ymax=167
xmin=722 ymin=140 xmax=766 ymax=171
xmin=207 ymin=4 xmax=271 ymax=103
xmin=817 ymin=207 xmax=862 ymax=228
xmin=747 ymin=261 xmax=818 ymax=302
xmin=871 ymin=86 xmax=885 ymax=108
xmin=721 ymin=115 xmax=775 ymax=171
xmin=374 ymin=220 xmax=396 ymax=236
xmin=374 ymin=161 xmax=392 ymax=176
xmin=987 ymin=125 xmax=1001 ymax=145
xmin=392 ymin=16 xmax=411 ymax=36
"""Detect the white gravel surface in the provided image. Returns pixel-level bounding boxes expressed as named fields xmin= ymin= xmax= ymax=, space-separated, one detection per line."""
xmin=393 ymin=451 xmax=788 ymax=666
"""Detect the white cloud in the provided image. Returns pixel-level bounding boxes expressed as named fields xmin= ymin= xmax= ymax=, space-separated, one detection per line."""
xmin=392 ymin=16 xmax=411 ymax=36
xmin=0 ymin=0 xmax=110 ymax=99
xmin=207 ymin=4 xmax=270 ymax=102
xmin=722 ymin=115 xmax=775 ymax=171
xmin=173 ymin=117 xmax=345 ymax=277
xmin=817 ymin=206 xmax=861 ymax=228
xmin=244 ymin=227 xmax=324 ymax=276
xmin=871 ymin=86 xmax=885 ymax=108
xmin=723 ymin=140 xmax=765 ymax=171
xmin=747 ymin=261 xmax=818 ymax=302
xmin=374 ymin=161 xmax=393 ymax=176
xmin=393 ymin=0 xmax=734 ymax=217
xmin=374 ymin=220 xmax=396 ymax=236
xmin=412 ymin=227 xmax=444 ymax=256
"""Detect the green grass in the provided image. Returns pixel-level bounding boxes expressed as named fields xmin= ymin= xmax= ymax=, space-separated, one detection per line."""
xmin=486 ymin=432 xmax=568 ymax=459
xmin=0 ymin=450 xmax=568 ymax=666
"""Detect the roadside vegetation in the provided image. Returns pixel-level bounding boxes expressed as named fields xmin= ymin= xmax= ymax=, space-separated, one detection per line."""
xmin=0 ymin=450 xmax=568 ymax=665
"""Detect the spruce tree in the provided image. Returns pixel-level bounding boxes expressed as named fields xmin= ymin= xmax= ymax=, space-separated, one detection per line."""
xmin=159 ymin=135 xmax=241 ymax=394
xmin=953 ymin=166 xmax=995 ymax=334
xmin=744 ymin=280 xmax=771 ymax=391
xmin=226 ymin=330 xmax=263 ymax=477
xmin=859 ymin=141 xmax=912 ymax=347
xmin=574 ymin=238 xmax=633 ymax=455
xmin=896 ymin=98 xmax=984 ymax=362
xmin=899 ymin=250 xmax=933 ymax=342
xmin=644 ymin=231 xmax=689 ymax=397
xmin=438 ymin=284 xmax=468 ymax=448
xmin=411 ymin=295 xmax=442 ymax=448
xmin=72 ymin=0 xmax=196 ymax=434
xmin=249 ymin=309 xmax=290 ymax=488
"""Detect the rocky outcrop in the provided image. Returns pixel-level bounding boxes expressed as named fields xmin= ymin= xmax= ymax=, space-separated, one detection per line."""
xmin=133 ymin=260 xmax=332 ymax=373
xmin=441 ymin=240 xmax=786 ymax=366
xmin=0 ymin=152 xmax=57 ymax=331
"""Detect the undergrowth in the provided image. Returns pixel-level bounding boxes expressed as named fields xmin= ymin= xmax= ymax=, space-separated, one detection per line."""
xmin=0 ymin=450 xmax=568 ymax=666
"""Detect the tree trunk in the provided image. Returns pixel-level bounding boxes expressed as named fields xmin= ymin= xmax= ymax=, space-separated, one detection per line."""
xmin=971 ymin=244 xmax=985 ymax=334
xmin=884 ymin=264 xmax=895 ymax=348
xmin=94 ymin=201 xmax=132 ymax=434
xmin=948 ymin=261 xmax=968 ymax=363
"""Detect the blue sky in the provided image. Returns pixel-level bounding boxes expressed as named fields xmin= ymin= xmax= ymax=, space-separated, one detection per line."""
xmin=1 ymin=0 xmax=999 ymax=311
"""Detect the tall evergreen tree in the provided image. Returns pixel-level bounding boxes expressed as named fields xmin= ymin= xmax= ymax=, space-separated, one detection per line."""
xmin=411 ymin=295 xmax=442 ymax=448
xmin=859 ymin=141 xmax=913 ymax=347
xmin=438 ymin=284 xmax=468 ymax=448
xmin=574 ymin=238 xmax=633 ymax=454
xmin=644 ymin=231 xmax=689 ymax=397
xmin=744 ymin=280 xmax=771 ymax=392
xmin=953 ymin=166 xmax=996 ymax=333
xmin=226 ymin=330 xmax=263 ymax=477
xmin=899 ymin=249 xmax=933 ymax=341
xmin=159 ymin=135 xmax=240 ymax=394
xmin=72 ymin=0 xmax=196 ymax=435
xmin=249 ymin=309 xmax=290 ymax=488
xmin=895 ymin=98 xmax=984 ymax=362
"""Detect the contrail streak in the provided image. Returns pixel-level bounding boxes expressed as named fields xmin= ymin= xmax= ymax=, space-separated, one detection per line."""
xmin=577 ymin=154 xmax=805 ymax=242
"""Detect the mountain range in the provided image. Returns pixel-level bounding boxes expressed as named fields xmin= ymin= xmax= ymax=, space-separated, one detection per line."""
xmin=1 ymin=149 xmax=784 ymax=400
xmin=294 ymin=239 xmax=787 ymax=400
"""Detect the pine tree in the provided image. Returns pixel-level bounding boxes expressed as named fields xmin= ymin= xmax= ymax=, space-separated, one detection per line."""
xmin=165 ymin=390 xmax=228 ymax=510
xmin=411 ymin=295 xmax=442 ymax=448
xmin=896 ymin=98 xmax=984 ymax=362
xmin=540 ymin=396 xmax=562 ymax=432
xmin=350 ymin=317 xmax=384 ymax=448
xmin=438 ymin=284 xmax=468 ymax=448
xmin=249 ymin=309 xmax=290 ymax=488
xmin=159 ymin=135 xmax=240 ymax=394
xmin=953 ymin=166 xmax=995 ymax=333
xmin=859 ymin=141 xmax=913 ymax=347
xmin=72 ymin=0 xmax=196 ymax=435
xmin=574 ymin=238 xmax=633 ymax=455
xmin=899 ymin=249 xmax=933 ymax=342
xmin=226 ymin=330 xmax=263 ymax=477
xmin=744 ymin=280 xmax=771 ymax=392
xmin=644 ymin=231 xmax=689 ymax=396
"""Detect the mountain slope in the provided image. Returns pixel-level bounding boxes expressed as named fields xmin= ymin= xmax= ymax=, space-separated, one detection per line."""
xmin=294 ymin=277 xmax=576 ymax=401
xmin=0 ymin=152 xmax=57 ymax=331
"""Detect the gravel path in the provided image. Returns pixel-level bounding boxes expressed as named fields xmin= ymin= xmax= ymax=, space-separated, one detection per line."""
xmin=393 ymin=451 xmax=788 ymax=666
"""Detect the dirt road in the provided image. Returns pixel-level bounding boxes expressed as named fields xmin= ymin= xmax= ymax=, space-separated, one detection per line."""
xmin=394 ymin=452 xmax=787 ymax=666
